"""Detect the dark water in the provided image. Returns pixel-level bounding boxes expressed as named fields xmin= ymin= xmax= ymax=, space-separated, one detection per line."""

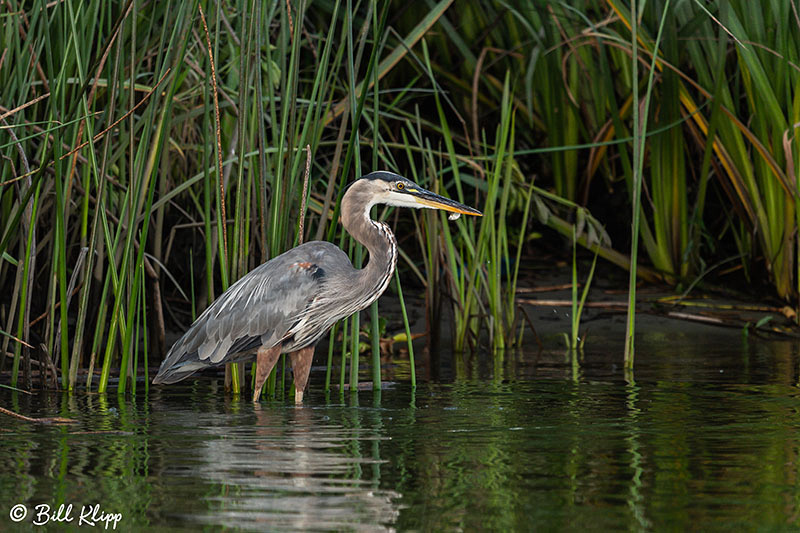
xmin=3 ymin=330 xmax=800 ymax=531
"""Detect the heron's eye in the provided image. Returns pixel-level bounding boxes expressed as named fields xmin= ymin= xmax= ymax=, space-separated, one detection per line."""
xmin=396 ymin=182 xmax=405 ymax=190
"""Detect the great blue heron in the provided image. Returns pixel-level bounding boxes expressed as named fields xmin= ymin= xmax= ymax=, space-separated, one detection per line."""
xmin=152 ymin=171 xmax=482 ymax=402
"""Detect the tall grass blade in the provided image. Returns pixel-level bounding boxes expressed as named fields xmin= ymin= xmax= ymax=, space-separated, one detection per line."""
xmin=625 ymin=0 xmax=670 ymax=367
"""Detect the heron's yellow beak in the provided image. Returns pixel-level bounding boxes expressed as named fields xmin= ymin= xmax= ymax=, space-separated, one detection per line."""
xmin=406 ymin=187 xmax=482 ymax=216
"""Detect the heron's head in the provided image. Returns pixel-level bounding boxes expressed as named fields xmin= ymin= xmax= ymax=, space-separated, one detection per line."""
xmin=353 ymin=171 xmax=482 ymax=218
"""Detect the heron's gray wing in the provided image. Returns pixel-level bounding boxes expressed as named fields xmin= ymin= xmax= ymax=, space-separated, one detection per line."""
xmin=153 ymin=242 xmax=345 ymax=384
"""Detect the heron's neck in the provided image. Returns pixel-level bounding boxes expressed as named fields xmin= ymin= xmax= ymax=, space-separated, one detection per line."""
xmin=341 ymin=197 xmax=397 ymax=302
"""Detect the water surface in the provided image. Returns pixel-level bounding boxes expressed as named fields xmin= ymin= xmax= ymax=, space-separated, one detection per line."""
xmin=3 ymin=330 xmax=800 ymax=531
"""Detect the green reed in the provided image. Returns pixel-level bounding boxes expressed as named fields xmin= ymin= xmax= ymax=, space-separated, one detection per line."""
xmin=22 ymin=0 xmax=460 ymax=393
xmin=617 ymin=0 xmax=670 ymax=364
xmin=566 ymin=225 xmax=599 ymax=351
xmin=426 ymin=60 xmax=525 ymax=352
xmin=439 ymin=0 xmax=800 ymax=309
xmin=3 ymin=0 xmax=800 ymax=393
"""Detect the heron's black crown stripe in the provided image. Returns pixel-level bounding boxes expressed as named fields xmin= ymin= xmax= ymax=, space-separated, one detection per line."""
xmin=361 ymin=170 xmax=403 ymax=182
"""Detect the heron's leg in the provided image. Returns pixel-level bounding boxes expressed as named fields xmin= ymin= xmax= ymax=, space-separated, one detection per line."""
xmin=253 ymin=345 xmax=281 ymax=402
xmin=290 ymin=346 xmax=315 ymax=404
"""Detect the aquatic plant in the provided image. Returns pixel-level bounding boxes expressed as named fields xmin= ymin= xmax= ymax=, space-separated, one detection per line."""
xmin=565 ymin=225 xmax=599 ymax=351
xmin=0 ymin=0 xmax=464 ymax=393
xmin=2 ymin=0 xmax=800 ymax=392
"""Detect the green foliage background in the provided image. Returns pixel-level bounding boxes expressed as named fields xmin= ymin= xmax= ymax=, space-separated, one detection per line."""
xmin=1 ymin=0 xmax=798 ymax=391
